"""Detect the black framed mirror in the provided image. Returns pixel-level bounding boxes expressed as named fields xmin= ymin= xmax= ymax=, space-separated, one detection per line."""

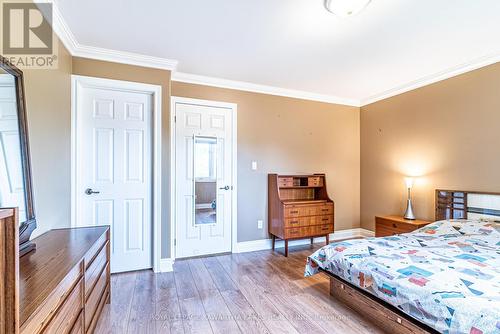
xmin=0 ymin=55 xmax=36 ymax=256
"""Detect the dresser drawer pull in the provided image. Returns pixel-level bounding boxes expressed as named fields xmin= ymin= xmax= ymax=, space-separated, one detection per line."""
xmin=321 ymin=208 xmax=329 ymax=212
xmin=290 ymin=210 xmax=299 ymax=214
xmin=392 ymin=223 xmax=397 ymax=228
xmin=322 ymin=218 xmax=330 ymax=221
xmin=290 ymin=230 xmax=299 ymax=235
xmin=290 ymin=221 xmax=299 ymax=225
xmin=321 ymin=227 xmax=329 ymax=231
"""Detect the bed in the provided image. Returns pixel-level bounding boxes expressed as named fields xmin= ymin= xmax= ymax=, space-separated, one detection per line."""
xmin=305 ymin=190 xmax=500 ymax=334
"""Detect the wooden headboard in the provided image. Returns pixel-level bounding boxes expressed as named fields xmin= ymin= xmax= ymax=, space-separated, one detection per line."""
xmin=435 ymin=189 xmax=500 ymax=221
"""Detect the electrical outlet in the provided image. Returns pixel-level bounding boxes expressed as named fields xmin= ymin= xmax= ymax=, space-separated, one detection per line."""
xmin=251 ymin=161 xmax=257 ymax=170
xmin=257 ymin=220 xmax=263 ymax=229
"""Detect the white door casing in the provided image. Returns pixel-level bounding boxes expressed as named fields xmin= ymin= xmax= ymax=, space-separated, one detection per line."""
xmin=0 ymin=75 xmax=27 ymax=222
xmin=71 ymin=75 xmax=162 ymax=273
xmin=171 ymin=97 xmax=237 ymax=259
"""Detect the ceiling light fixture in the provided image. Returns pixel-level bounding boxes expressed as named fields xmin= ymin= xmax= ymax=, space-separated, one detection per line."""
xmin=324 ymin=0 xmax=372 ymax=17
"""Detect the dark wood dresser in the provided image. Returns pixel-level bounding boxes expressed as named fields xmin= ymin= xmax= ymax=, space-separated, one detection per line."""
xmin=375 ymin=215 xmax=431 ymax=237
xmin=268 ymin=174 xmax=334 ymax=256
xmin=19 ymin=226 xmax=110 ymax=334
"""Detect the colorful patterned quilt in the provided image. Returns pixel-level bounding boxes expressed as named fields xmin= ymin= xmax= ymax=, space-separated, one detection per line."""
xmin=305 ymin=220 xmax=500 ymax=334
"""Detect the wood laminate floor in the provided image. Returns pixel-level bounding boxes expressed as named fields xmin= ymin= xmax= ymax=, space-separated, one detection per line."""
xmin=95 ymin=243 xmax=387 ymax=334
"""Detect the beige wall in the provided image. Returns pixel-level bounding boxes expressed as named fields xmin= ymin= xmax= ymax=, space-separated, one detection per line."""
xmin=360 ymin=62 xmax=500 ymax=230
xmin=72 ymin=57 xmax=172 ymax=257
xmin=172 ymin=82 xmax=361 ymax=242
xmin=24 ymin=42 xmax=72 ymax=237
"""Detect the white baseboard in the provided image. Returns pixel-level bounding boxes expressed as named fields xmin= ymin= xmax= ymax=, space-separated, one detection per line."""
xmin=233 ymin=228 xmax=374 ymax=254
xmin=158 ymin=229 xmax=375 ymax=270
xmin=157 ymin=258 xmax=175 ymax=272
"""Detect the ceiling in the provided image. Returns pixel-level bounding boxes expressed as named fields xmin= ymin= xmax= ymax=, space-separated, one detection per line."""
xmin=56 ymin=0 xmax=500 ymax=105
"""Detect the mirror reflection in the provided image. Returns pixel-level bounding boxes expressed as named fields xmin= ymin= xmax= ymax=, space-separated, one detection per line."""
xmin=194 ymin=136 xmax=217 ymax=225
xmin=0 ymin=69 xmax=27 ymax=223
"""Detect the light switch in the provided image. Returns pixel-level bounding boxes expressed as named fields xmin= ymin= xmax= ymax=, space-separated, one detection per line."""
xmin=257 ymin=220 xmax=263 ymax=229
xmin=251 ymin=161 xmax=257 ymax=170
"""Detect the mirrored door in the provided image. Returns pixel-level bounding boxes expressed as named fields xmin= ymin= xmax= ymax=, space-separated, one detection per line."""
xmin=174 ymin=99 xmax=234 ymax=259
xmin=194 ymin=136 xmax=218 ymax=226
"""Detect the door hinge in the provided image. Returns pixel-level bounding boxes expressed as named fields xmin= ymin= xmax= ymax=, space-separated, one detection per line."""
xmin=174 ymin=115 xmax=177 ymax=123
xmin=174 ymin=238 xmax=176 ymax=246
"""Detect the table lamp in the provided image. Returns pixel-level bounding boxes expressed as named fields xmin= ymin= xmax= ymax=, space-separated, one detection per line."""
xmin=404 ymin=177 xmax=416 ymax=220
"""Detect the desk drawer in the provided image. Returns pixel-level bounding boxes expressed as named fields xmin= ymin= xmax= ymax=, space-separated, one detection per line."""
xmin=284 ymin=227 xmax=310 ymax=239
xmin=308 ymin=176 xmax=323 ymax=187
xmin=284 ymin=215 xmax=333 ymax=228
xmin=43 ymin=279 xmax=83 ymax=334
xmin=317 ymin=204 xmax=334 ymax=215
xmin=85 ymin=241 xmax=108 ymax=300
xmin=284 ymin=205 xmax=311 ymax=217
xmin=278 ymin=177 xmax=293 ymax=187
xmin=284 ymin=203 xmax=334 ymax=218
xmin=284 ymin=217 xmax=309 ymax=228
xmin=85 ymin=263 xmax=108 ymax=331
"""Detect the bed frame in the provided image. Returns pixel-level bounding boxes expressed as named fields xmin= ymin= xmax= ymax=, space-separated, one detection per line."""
xmin=321 ymin=189 xmax=500 ymax=334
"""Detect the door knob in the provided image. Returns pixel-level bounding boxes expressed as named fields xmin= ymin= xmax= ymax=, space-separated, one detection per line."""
xmin=219 ymin=185 xmax=230 ymax=190
xmin=85 ymin=188 xmax=100 ymax=195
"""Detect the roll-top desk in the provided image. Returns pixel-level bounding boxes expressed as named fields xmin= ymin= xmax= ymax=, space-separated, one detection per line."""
xmin=268 ymin=174 xmax=335 ymax=256
xmin=19 ymin=226 xmax=110 ymax=334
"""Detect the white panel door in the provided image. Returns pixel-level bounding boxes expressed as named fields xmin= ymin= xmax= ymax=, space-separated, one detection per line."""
xmin=77 ymin=86 xmax=152 ymax=273
xmin=175 ymin=101 xmax=233 ymax=258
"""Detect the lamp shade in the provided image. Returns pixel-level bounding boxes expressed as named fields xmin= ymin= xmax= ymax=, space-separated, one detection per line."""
xmin=324 ymin=0 xmax=372 ymax=17
xmin=405 ymin=177 xmax=414 ymax=189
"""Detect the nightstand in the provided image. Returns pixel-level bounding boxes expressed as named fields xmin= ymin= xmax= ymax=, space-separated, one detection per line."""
xmin=375 ymin=215 xmax=431 ymax=237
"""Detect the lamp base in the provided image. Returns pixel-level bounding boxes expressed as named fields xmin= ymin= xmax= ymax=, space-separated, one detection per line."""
xmin=404 ymin=199 xmax=416 ymax=220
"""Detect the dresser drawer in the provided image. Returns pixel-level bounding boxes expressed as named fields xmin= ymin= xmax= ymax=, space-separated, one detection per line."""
xmin=86 ymin=285 xmax=109 ymax=334
xmin=85 ymin=241 xmax=108 ymax=300
xmin=312 ymin=224 xmax=334 ymax=235
xmin=284 ymin=227 xmax=310 ymax=239
xmin=85 ymin=263 xmax=108 ymax=331
xmin=69 ymin=311 xmax=84 ymax=334
xmin=20 ymin=264 xmax=83 ymax=334
xmin=278 ymin=177 xmax=293 ymax=187
xmin=84 ymin=232 xmax=108 ymax=271
xmin=43 ymin=279 xmax=83 ymax=334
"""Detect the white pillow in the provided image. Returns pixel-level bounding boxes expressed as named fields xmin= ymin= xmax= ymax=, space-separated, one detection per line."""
xmin=412 ymin=220 xmax=461 ymax=236
xmin=457 ymin=220 xmax=500 ymax=236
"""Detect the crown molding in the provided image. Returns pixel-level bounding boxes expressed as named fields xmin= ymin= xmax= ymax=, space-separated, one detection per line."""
xmin=172 ymin=72 xmax=361 ymax=107
xmin=360 ymin=53 xmax=500 ymax=106
xmin=39 ymin=0 xmax=178 ymax=71
xmin=71 ymin=45 xmax=178 ymax=71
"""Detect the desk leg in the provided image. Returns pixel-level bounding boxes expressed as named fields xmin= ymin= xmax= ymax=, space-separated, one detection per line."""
xmin=284 ymin=240 xmax=288 ymax=257
xmin=326 ymin=234 xmax=330 ymax=245
xmin=272 ymin=235 xmax=275 ymax=250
